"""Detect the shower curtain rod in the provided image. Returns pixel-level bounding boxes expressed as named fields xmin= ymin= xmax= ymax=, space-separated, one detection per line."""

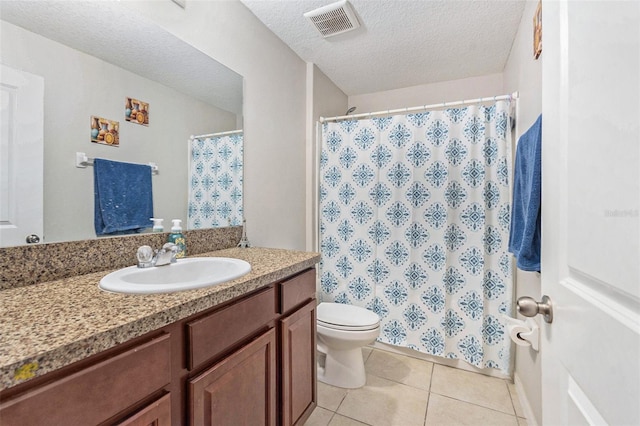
xmin=190 ymin=129 xmax=243 ymax=139
xmin=319 ymin=91 xmax=519 ymax=123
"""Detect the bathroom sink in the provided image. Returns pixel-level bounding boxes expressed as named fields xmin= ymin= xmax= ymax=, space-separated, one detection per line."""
xmin=99 ymin=257 xmax=251 ymax=294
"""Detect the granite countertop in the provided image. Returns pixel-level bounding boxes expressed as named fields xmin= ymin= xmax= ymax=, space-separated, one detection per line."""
xmin=0 ymin=247 xmax=320 ymax=391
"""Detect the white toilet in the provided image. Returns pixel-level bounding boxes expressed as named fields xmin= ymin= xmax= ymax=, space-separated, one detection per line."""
xmin=316 ymin=302 xmax=380 ymax=389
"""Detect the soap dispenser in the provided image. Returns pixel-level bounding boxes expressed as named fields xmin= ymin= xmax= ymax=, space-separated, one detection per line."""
xmin=167 ymin=219 xmax=186 ymax=258
xmin=151 ymin=218 xmax=164 ymax=233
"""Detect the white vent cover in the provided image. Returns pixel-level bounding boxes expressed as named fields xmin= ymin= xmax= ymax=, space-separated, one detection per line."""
xmin=304 ymin=0 xmax=360 ymax=38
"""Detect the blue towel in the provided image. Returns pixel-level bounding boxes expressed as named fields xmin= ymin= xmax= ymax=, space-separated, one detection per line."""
xmin=508 ymin=115 xmax=542 ymax=271
xmin=94 ymin=158 xmax=153 ymax=236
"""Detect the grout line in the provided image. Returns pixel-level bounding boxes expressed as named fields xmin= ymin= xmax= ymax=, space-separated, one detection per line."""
xmin=424 ymin=362 xmax=434 ymax=426
xmin=326 ymin=410 xmax=336 ymax=426
xmin=506 ymin=380 xmax=521 ymax=418
xmin=423 ymin=393 xmax=431 ymax=426
xmin=334 ymin=385 xmax=349 ymax=414
xmin=337 ymin=413 xmax=374 ymax=425
xmin=363 ymin=351 xmax=434 ymax=392
xmin=428 ymin=391 xmax=519 ymax=416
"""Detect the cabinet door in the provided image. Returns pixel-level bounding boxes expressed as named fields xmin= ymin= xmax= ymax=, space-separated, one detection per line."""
xmin=116 ymin=393 xmax=171 ymax=426
xmin=189 ymin=328 xmax=276 ymax=426
xmin=280 ymin=300 xmax=317 ymax=426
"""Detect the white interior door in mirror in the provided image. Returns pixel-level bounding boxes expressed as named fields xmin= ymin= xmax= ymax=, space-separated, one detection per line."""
xmin=542 ymin=1 xmax=640 ymax=425
xmin=0 ymin=65 xmax=44 ymax=247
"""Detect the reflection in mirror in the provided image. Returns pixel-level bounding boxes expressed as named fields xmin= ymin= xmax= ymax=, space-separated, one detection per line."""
xmin=0 ymin=1 xmax=244 ymax=248
xmin=188 ymin=130 xmax=244 ymax=229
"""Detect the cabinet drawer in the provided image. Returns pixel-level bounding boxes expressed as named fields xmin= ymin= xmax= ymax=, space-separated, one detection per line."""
xmin=279 ymin=269 xmax=316 ymax=314
xmin=187 ymin=286 xmax=276 ymax=370
xmin=116 ymin=393 xmax=171 ymax=426
xmin=0 ymin=333 xmax=171 ymax=426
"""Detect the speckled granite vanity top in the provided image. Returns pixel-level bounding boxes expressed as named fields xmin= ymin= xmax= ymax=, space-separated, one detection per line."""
xmin=0 ymin=247 xmax=320 ymax=391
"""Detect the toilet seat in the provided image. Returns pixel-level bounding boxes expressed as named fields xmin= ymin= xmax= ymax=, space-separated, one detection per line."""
xmin=317 ymin=302 xmax=380 ymax=331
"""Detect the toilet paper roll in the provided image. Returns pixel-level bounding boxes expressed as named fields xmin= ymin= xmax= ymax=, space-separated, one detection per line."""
xmin=502 ymin=314 xmax=539 ymax=351
xmin=508 ymin=323 xmax=532 ymax=347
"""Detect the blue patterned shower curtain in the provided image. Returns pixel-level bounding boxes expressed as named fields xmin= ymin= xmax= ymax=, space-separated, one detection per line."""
xmin=319 ymin=101 xmax=514 ymax=373
xmin=188 ymin=133 xmax=243 ymax=229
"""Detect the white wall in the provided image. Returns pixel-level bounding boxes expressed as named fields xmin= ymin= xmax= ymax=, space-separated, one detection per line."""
xmin=0 ymin=21 xmax=236 ymax=243
xmin=348 ymin=73 xmax=503 ymax=112
xmin=306 ymin=64 xmax=348 ymax=251
xmin=124 ymin=0 xmax=308 ymax=250
xmin=502 ymin=1 xmax=543 ymax=424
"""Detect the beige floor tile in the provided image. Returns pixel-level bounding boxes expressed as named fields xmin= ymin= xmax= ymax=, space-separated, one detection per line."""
xmin=425 ymin=393 xmax=519 ymax=426
xmin=508 ymin=382 xmax=525 ymax=418
xmin=365 ymin=349 xmax=433 ymax=390
xmin=329 ymin=414 xmax=370 ymax=426
xmin=304 ymin=407 xmax=335 ymax=426
xmin=430 ymin=364 xmax=514 ymax=414
xmin=517 ymin=417 xmax=528 ymax=426
xmin=337 ymin=374 xmax=429 ymax=426
xmin=318 ymin=380 xmax=349 ymax=411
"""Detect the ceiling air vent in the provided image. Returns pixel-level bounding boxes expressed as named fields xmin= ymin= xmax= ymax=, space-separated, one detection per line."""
xmin=304 ymin=0 xmax=360 ymax=38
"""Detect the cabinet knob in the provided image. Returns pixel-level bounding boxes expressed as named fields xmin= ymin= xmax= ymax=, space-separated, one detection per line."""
xmin=25 ymin=234 xmax=40 ymax=244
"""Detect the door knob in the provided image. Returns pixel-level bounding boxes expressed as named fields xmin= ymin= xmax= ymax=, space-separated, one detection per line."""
xmin=25 ymin=234 xmax=40 ymax=244
xmin=517 ymin=295 xmax=553 ymax=323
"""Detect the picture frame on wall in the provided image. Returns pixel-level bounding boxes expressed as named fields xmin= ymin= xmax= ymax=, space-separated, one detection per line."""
xmin=125 ymin=97 xmax=149 ymax=126
xmin=533 ymin=0 xmax=542 ymax=59
xmin=91 ymin=116 xmax=119 ymax=147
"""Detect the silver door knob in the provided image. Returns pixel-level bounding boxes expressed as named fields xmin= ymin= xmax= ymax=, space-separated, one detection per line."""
xmin=25 ymin=234 xmax=40 ymax=244
xmin=517 ymin=295 xmax=553 ymax=323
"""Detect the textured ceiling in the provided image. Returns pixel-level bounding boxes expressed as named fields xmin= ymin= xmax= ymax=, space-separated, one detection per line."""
xmin=241 ymin=0 xmax=526 ymax=95
xmin=0 ymin=1 xmax=243 ymax=115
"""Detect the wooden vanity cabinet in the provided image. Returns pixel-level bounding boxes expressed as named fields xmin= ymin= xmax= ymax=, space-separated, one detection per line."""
xmin=186 ymin=267 xmax=317 ymax=426
xmin=278 ymin=269 xmax=318 ymax=426
xmin=0 ymin=333 xmax=172 ymax=426
xmin=280 ymin=300 xmax=317 ymax=426
xmin=0 ymin=267 xmax=317 ymax=426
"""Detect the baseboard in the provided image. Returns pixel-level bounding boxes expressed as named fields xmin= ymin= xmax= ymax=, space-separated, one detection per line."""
xmin=514 ymin=372 xmax=539 ymax=426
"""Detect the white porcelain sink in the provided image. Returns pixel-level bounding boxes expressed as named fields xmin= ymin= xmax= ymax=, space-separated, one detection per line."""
xmin=99 ymin=257 xmax=251 ymax=294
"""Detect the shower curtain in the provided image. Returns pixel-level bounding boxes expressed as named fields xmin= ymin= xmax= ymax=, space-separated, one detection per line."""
xmin=188 ymin=133 xmax=243 ymax=229
xmin=319 ymin=101 xmax=514 ymax=373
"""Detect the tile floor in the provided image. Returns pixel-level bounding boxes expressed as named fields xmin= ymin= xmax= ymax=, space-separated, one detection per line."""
xmin=305 ymin=347 xmax=527 ymax=426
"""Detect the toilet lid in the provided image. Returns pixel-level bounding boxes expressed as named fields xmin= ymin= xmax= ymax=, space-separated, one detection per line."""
xmin=317 ymin=302 xmax=380 ymax=330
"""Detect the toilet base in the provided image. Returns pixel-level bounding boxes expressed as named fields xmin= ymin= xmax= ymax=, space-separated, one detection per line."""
xmin=317 ymin=347 xmax=366 ymax=389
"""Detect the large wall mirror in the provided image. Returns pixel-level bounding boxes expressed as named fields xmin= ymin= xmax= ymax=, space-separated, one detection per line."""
xmin=0 ymin=1 xmax=244 ymax=247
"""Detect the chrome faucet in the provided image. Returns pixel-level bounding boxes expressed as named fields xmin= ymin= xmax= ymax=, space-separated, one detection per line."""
xmin=136 ymin=243 xmax=178 ymax=268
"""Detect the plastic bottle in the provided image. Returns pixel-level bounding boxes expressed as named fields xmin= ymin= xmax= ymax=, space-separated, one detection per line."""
xmin=150 ymin=218 xmax=164 ymax=233
xmin=167 ymin=219 xmax=186 ymax=258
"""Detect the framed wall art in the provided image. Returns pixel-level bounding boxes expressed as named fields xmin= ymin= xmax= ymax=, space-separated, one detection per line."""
xmin=91 ymin=116 xmax=119 ymax=147
xmin=533 ymin=0 xmax=542 ymax=59
xmin=125 ymin=97 xmax=149 ymax=126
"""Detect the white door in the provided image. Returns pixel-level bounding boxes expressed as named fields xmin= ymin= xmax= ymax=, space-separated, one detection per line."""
xmin=0 ymin=64 xmax=44 ymax=247
xmin=541 ymin=1 xmax=640 ymax=424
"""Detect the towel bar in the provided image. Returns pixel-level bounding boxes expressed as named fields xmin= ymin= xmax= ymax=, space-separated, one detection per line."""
xmin=75 ymin=152 xmax=158 ymax=175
